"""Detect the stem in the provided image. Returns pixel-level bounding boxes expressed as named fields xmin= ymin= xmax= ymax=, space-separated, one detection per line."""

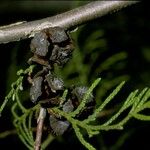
xmin=0 ymin=129 xmax=17 ymax=138
xmin=0 ymin=1 xmax=138 ymax=44
xmin=41 ymin=135 xmax=55 ymax=150
xmin=34 ymin=107 xmax=46 ymax=150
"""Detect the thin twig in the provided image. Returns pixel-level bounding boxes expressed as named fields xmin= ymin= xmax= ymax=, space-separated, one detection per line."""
xmin=34 ymin=107 xmax=46 ymax=150
xmin=0 ymin=129 xmax=17 ymax=138
xmin=0 ymin=1 xmax=138 ymax=44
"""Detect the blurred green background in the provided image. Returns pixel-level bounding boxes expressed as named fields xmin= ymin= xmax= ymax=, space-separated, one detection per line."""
xmin=0 ymin=1 xmax=150 ymax=150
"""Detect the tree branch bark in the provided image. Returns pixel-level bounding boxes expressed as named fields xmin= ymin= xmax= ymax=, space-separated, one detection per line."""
xmin=0 ymin=1 xmax=138 ymax=44
xmin=34 ymin=107 xmax=46 ymax=150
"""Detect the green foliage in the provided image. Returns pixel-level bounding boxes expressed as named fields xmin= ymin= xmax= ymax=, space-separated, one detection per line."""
xmin=0 ymin=65 xmax=35 ymax=115
xmin=0 ymin=65 xmax=35 ymax=149
xmin=0 ymin=4 xmax=150 ymax=149
xmin=0 ymin=1 xmax=149 ymax=150
xmin=11 ymin=103 xmax=36 ymax=149
xmin=0 ymin=27 xmax=149 ymax=149
xmin=0 ymin=65 xmax=54 ymax=149
xmin=53 ymin=82 xmax=150 ymax=150
xmin=1 ymin=66 xmax=149 ymax=150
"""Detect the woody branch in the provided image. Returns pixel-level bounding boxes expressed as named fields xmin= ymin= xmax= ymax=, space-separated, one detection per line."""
xmin=0 ymin=1 xmax=138 ymax=44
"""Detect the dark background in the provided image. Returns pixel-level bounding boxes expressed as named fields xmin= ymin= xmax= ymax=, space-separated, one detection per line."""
xmin=0 ymin=1 xmax=150 ymax=150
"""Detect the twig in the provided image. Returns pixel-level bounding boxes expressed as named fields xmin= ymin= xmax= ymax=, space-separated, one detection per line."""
xmin=34 ymin=107 xmax=46 ymax=150
xmin=0 ymin=1 xmax=138 ymax=44
xmin=0 ymin=129 xmax=17 ymax=138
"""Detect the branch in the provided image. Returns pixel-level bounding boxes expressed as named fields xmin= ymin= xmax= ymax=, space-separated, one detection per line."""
xmin=0 ymin=1 xmax=138 ymax=44
xmin=34 ymin=107 xmax=46 ymax=150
